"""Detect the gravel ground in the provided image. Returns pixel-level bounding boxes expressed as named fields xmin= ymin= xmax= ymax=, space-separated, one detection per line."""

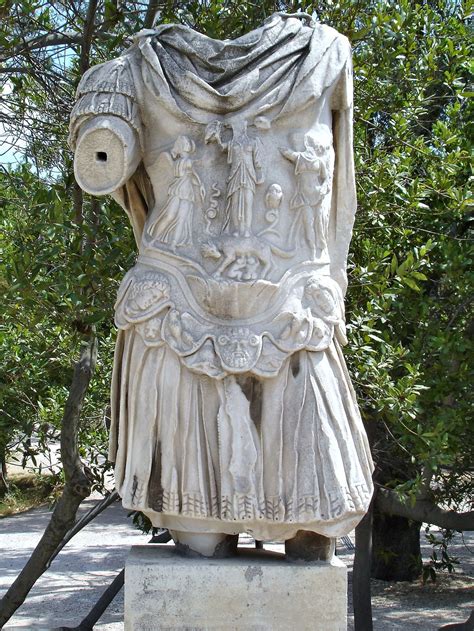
xmin=1 ymin=498 xmax=472 ymax=630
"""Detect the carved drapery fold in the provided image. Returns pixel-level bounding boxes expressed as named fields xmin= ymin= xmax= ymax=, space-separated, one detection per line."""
xmin=69 ymin=56 xmax=143 ymax=148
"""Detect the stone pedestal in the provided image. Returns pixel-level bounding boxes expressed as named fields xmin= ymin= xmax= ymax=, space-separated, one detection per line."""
xmin=125 ymin=545 xmax=347 ymax=631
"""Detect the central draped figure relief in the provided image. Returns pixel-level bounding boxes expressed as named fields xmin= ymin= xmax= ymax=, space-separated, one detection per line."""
xmin=205 ymin=119 xmax=264 ymax=237
xmin=70 ymin=12 xmax=374 ymax=558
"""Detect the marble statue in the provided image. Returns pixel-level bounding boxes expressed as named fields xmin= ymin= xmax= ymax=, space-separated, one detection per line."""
xmin=70 ymin=12 xmax=374 ymax=559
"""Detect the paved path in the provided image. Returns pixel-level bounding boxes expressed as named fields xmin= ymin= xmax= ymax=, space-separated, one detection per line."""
xmin=1 ymin=499 xmax=472 ymax=630
xmin=0 ymin=498 xmax=142 ymax=630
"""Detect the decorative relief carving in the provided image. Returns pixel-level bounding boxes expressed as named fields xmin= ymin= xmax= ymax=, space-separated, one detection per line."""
xmin=281 ymin=134 xmax=332 ymax=255
xmin=147 ymin=136 xmax=205 ymax=246
xmin=204 ymin=182 xmax=221 ymax=235
xmin=201 ymin=235 xmax=272 ymax=281
xmin=134 ymin=485 xmax=372 ymax=523
xmin=258 ymin=183 xmax=283 ymax=237
xmin=115 ymin=264 xmax=345 ymax=377
xmin=136 ymin=316 xmax=164 ymax=346
xmin=124 ymin=274 xmax=170 ymax=315
xmin=186 ymin=274 xmax=279 ymax=320
xmin=205 ymin=119 xmax=263 ymax=237
xmin=115 ymin=271 xmax=171 ymax=329
xmin=216 ymin=328 xmax=261 ymax=371
xmin=163 ymin=308 xmax=196 ymax=351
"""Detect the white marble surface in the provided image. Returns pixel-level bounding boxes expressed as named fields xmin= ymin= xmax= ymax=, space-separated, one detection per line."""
xmin=125 ymin=545 xmax=347 ymax=631
xmin=70 ymin=13 xmax=374 ymax=546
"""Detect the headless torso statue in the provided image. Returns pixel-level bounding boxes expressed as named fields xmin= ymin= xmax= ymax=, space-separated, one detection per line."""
xmin=70 ymin=13 xmax=374 ymax=559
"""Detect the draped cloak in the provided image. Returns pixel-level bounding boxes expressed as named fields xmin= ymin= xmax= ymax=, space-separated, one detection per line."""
xmin=69 ymin=13 xmax=374 ymax=540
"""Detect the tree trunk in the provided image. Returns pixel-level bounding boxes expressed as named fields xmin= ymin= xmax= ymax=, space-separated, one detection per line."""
xmin=353 ymin=498 xmax=374 ymax=631
xmin=371 ymin=509 xmax=422 ymax=581
xmin=0 ymin=450 xmax=8 ymax=497
xmin=376 ymin=486 xmax=474 ymax=531
xmin=0 ymin=335 xmax=96 ymax=627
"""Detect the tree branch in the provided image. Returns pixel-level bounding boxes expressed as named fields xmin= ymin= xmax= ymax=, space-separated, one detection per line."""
xmin=61 ymin=335 xmax=97 ymax=494
xmin=376 ymin=486 xmax=474 ymax=531
xmin=46 ymin=490 xmax=119 ymax=569
xmin=0 ymin=30 xmax=116 ymax=62
xmin=57 ymin=569 xmax=125 ymax=631
xmin=144 ymin=0 xmax=160 ymax=29
xmin=79 ymin=0 xmax=99 ymax=75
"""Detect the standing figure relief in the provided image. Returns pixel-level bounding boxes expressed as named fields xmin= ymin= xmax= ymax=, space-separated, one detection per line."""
xmin=147 ymin=135 xmax=205 ymax=246
xmin=281 ymin=134 xmax=331 ymax=256
xmin=205 ymin=119 xmax=263 ymax=237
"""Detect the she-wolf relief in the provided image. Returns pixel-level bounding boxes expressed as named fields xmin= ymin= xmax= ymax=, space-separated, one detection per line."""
xmin=147 ymin=135 xmax=205 ymax=246
xmin=200 ymin=233 xmax=293 ymax=282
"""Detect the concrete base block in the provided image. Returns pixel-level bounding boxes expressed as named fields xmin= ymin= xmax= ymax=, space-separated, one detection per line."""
xmin=125 ymin=545 xmax=347 ymax=631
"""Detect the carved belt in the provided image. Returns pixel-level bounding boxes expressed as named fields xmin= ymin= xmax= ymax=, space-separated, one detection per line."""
xmin=114 ymin=255 xmax=346 ymax=378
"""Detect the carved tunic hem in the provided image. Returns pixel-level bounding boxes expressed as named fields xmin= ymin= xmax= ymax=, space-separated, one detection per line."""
xmin=110 ymin=335 xmax=373 ymax=539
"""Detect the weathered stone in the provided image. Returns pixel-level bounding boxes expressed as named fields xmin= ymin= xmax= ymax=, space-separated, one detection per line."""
xmin=285 ymin=530 xmax=335 ymax=562
xmin=125 ymin=545 xmax=347 ymax=630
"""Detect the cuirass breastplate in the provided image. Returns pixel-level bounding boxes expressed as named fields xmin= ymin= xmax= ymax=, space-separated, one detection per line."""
xmin=114 ymin=108 xmax=346 ymax=378
xmin=71 ymin=15 xmax=355 ymax=379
